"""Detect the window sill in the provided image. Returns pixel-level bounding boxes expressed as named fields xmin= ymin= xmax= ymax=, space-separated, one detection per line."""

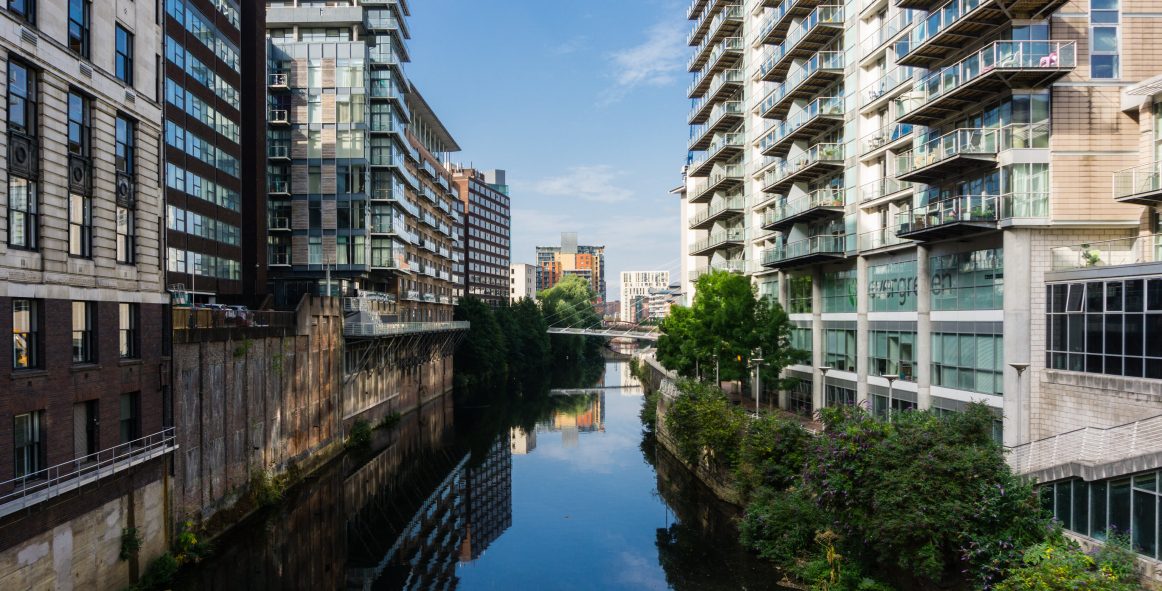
xmin=11 ymin=369 xmax=49 ymax=380
xmin=70 ymin=363 xmax=101 ymax=373
xmin=118 ymin=358 xmax=142 ymax=367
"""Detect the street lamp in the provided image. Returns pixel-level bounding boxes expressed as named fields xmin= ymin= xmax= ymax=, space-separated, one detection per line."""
xmin=881 ymin=374 xmax=898 ymax=423
xmin=751 ymin=347 xmax=765 ymax=416
xmin=817 ymin=366 xmax=832 ymax=408
xmin=1010 ymin=362 xmax=1030 ymax=441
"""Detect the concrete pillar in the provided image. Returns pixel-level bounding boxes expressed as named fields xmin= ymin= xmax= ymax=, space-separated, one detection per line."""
xmin=812 ymin=265 xmax=825 ymax=412
xmin=1003 ymin=229 xmax=1033 ymax=446
xmin=777 ymin=270 xmax=790 ymax=411
xmin=916 ymin=244 xmax=932 ymax=411
xmin=856 ymin=255 xmax=870 ymax=406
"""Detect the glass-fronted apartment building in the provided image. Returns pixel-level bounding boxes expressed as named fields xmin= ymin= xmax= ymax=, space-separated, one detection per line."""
xmin=264 ymin=0 xmax=462 ymax=321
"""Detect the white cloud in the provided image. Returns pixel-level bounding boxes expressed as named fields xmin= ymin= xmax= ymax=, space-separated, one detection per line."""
xmin=600 ymin=19 xmax=687 ymax=105
xmin=527 ymin=165 xmax=634 ymax=204
xmin=549 ymin=35 xmax=588 ymax=56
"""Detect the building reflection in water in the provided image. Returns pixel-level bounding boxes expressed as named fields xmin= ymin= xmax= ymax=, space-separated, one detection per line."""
xmin=537 ymin=392 xmax=605 ymax=448
xmin=459 ymin=432 xmax=513 ymax=563
xmin=509 ymin=427 xmax=536 ymax=455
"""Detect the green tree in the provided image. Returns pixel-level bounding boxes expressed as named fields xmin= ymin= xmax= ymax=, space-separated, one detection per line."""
xmin=453 ymin=297 xmax=509 ymax=388
xmin=497 ymin=298 xmax=551 ymax=383
xmin=539 ymin=275 xmax=602 ymax=363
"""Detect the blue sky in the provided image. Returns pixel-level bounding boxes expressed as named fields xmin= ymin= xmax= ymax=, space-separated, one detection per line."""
xmin=406 ymin=0 xmax=690 ymax=301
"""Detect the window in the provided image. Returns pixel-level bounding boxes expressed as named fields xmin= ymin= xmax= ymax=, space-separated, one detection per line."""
xmin=932 ymin=330 xmax=1004 ymax=395
xmin=788 ymin=274 xmax=813 ymax=314
xmin=8 ymin=177 xmax=36 ymax=250
xmin=822 ymin=270 xmax=857 ymax=313
xmin=67 ymin=0 xmax=89 ymax=57
xmin=868 ymin=260 xmax=918 ymax=312
xmin=120 ymin=393 xmax=140 ymax=444
xmin=1046 ymin=472 xmax=1162 ymax=559
xmin=788 ymin=379 xmax=813 ymax=417
xmin=115 ymin=206 xmax=134 ymax=263
xmin=790 ymin=324 xmax=812 ymax=357
xmin=72 ymin=301 xmax=94 ymax=363
xmin=825 ymin=384 xmax=856 ymax=407
xmin=116 ymin=115 xmax=135 ymax=175
xmin=869 ymin=329 xmax=917 ymax=380
xmin=74 ymin=400 xmax=99 ymax=458
xmin=1090 ymin=0 xmax=1119 ymax=79
xmin=69 ymin=193 xmax=91 ymax=257
xmin=67 ymin=91 xmax=89 ymax=157
xmin=8 ymin=0 xmax=34 ymax=23
xmin=823 ymin=328 xmax=857 ymax=372
xmin=12 ymin=299 xmax=38 ymax=369
xmin=931 ymin=248 xmax=1004 ymax=311
xmin=1046 ymin=279 xmax=1162 ymax=378
xmin=115 ymin=25 xmax=133 ymax=84
xmin=119 ymin=303 xmax=138 ymax=358
xmin=7 ymin=60 xmax=34 ymax=134
xmin=14 ymin=411 xmax=44 ymax=478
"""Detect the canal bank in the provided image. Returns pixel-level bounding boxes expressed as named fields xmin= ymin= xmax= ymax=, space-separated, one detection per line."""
xmin=175 ymin=359 xmax=787 ymax=590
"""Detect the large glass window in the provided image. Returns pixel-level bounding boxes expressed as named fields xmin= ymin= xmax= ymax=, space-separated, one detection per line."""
xmin=67 ymin=0 xmax=89 ymax=57
xmin=791 ymin=324 xmax=812 ymax=357
xmin=822 ymin=269 xmax=857 ymax=313
xmin=14 ymin=411 xmax=44 ymax=478
xmin=869 ymin=329 xmax=916 ymax=381
xmin=116 ymin=115 xmax=135 ymax=174
xmin=1046 ymin=473 xmax=1162 ymax=559
xmin=931 ymin=248 xmax=1003 ymax=310
xmin=1046 ymin=279 xmax=1162 ymax=378
xmin=1090 ymin=0 xmax=1119 ymax=79
xmin=823 ymin=328 xmax=857 ymax=372
xmin=115 ymin=24 xmax=133 ymax=84
xmin=8 ymin=0 xmax=35 ymax=23
xmin=72 ymin=301 xmax=94 ymax=363
xmin=68 ymin=91 xmax=89 ymax=156
xmin=788 ymin=378 xmax=813 ymax=417
xmin=868 ymin=260 xmax=917 ymax=312
xmin=825 ymin=383 xmax=856 ymax=407
xmin=932 ymin=330 xmax=1003 ymax=395
xmin=12 ymin=298 xmax=38 ymax=369
xmin=8 ymin=177 xmax=37 ymax=250
xmin=7 ymin=60 xmax=34 ymax=134
xmin=119 ymin=303 xmax=138 ymax=359
xmin=789 ymin=274 xmax=813 ymax=313
xmin=69 ymin=193 xmax=91 ymax=257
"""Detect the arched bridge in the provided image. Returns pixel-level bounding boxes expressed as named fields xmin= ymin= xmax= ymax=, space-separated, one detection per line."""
xmin=546 ymin=322 xmax=659 ymax=342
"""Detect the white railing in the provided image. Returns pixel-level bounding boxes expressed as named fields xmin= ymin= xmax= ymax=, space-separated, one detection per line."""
xmin=1008 ymin=414 xmax=1162 ymax=476
xmin=1050 ymin=233 xmax=1162 ymax=271
xmin=344 ymin=320 xmax=469 ymax=338
xmin=0 ymin=428 xmax=176 ymax=518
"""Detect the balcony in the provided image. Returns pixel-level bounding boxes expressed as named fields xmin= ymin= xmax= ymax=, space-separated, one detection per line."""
xmin=894 ymin=127 xmax=998 ymax=183
xmin=0 ymin=429 xmax=177 ymax=519
xmin=269 ymin=180 xmax=290 ymax=195
xmin=690 ymin=163 xmax=744 ymax=202
xmin=860 ymin=10 xmax=915 ymax=61
xmin=859 ymin=224 xmax=914 ymax=251
xmin=688 ymin=4 xmax=741 ymax=47
xmin=898 ymin=0 xmax=1066 ymax=16
xmin=268 ymin=73 xmax=289 ymax=90
xmin=688 ymin=70 xmax=745 ymax=121
xmin=859 ymin=177 xmax=914 ymax=203
xmin=757 ymin=5 xmax=843 ymax=83
xmin=761 ymin=188 xmax=846 ymax=232
xmin=756 ymin=0 xmax=821 ymax=48
xmin=1113 ymin=162 xmax=1162 ymax=206
xmin=689 ymin=259 xmax=748 ymax=281
xmin=344 ymin=318 xmax=469 ymax=339
xmin=269 ymin=252 xmax=290 ymax=266
xmin=860 ymin=121 xmax=913 ymax=157
xmin=896 ymin=194 xmax=998 ymax=241
xmin=689 ymin=132 xmax=745 ymax=177
xmin=1050 ymin=233 xmax=1162 ymax=271
xmin=690 ymin=34 xmax=743 ymax=75
xmin=893 ymin=0 xmax=1010 ymax=68
xmin=688 ymin=101 xmax=744 ymax=151
xmin=268 ymin=109 xmax=290 ymax=126
xmin=761 ymin=143 xmax=845 ymax=193
xmin=268 ymin=216 xmax=291 ymax=231
xmin=761 ymin=235 xmax=847 ymax=268
xmin=861 ymin=64 xmax=915 ymax=112
xmin=759 ymin=96 xmax=844 ymax=158
xmin=900 ymin=41 xmax=1076 ymax=125
xmin=759 ymin=51 xmax=844 ymax=120
xmin=690 ymin=228 xmax=745 ymax=256
xmin=689 ymin=194 xmax=746 ymax=229
xmin=687 ymin=0 xmax=709 ymax=20
xmin=268 ymin=144 xmax=290 ymax=161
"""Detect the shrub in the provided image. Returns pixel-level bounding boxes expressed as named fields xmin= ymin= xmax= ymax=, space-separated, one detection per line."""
xmin=119 ymin=527 xmax=142 ymax=561
xmin=740 ymin=487 xmax=823 ymax=567
xmin=735 ymin=413 xmax=810 ymax=498
xmin=174 ymin=520 xmax=213 ymax=565
xmin=664 ymin=379 xmax=745 ymax=471
xmin=378 ymin=412 xmax=402 ymax=430
xmin=347 ymin=419 xmax=371 ymax=449
xmin=994 ymin=532 xmax=1139 ymax=591
xmin=133 ymin=552 xmax=178 ymax=591
xmin=248 ymin=470 xmax=286 ymax=508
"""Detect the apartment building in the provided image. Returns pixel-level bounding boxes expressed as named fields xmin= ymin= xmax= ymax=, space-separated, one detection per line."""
xmin=536 ymin=232 xmax=607 ymax=305
xmin=510 ymin=262 xmax=539 ymax=303
xmin=453 ymin=167 xmax=511 ymax=308
xmin=0 ymin=0 xmax=175 ymax=583
xmin=683 ymin=0 xmax=1162 ymax=565
xmin=265 ymin=1 xmax=462 ymax=321
xmin=164 ymin=0 xmax=267 ymax=301
xmin=620 ymin=270 xmax=670 ymax=322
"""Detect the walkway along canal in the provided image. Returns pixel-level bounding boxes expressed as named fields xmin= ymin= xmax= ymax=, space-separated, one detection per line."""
xmin=174 ymin=359 xmax=788 ymax=590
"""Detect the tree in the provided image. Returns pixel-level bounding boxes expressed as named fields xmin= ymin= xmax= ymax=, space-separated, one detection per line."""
xmin=497 ymin=298 xmax=551 ymax=385
xmin=453 ymin=297 xmax=508 ymax=388
xmin=539 ymin=275 xmax=602 ymax=363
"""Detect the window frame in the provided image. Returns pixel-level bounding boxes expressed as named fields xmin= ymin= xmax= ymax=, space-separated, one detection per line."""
xmin=1090 ymin=0 xmax=1120 ymax=79
xmin=119 ymin=303 xmax=138 ymax=359
xmin=7 ymin=176 xmax=37 ymax=250
xmin=68 ymin=192 xmax=92 ymax=258
xmin=13 ymin=411 xmax=44 ymax=478
xmin=72 ymin=300 xmax=95 ymax=364
xmin=115 ymin=24 xmax=133 ymax=85
xmin=12 ymin=298 xmax=38 ymax=369
xmin=67 ymin=0 xmax=90 ymax=58
xmin=8 ymin=0 xmax=34 ymax=24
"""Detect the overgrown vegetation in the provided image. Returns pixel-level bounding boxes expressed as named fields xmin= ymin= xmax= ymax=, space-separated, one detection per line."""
xmin=378 ymin=411 xmax=402 ymax=429
xmin=248 ymin=469 xmax=288 ymax=507
xmin=994 ymin=531 xmax=1139 ymax=591
xmin=119 ymin=527 xmax=142 ymax=561
xmin=346 ymin=419 xmax=372 ymax=449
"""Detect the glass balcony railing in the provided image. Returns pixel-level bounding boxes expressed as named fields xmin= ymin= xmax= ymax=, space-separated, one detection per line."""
xmin=895 ymin=0 xmax=989 ymax=60
xmin=688 ymin=0 xmax=708 ymax=20
xmin=859 ymin=224 xmax=912 ymax=250
xmin=912 ymin=40 xmax=1076 ymax=108
xmin=690 ymin=132 xmax=745 ymax=170
xmin=762 ymin=235 xmax=846 ymax=265
xmin=688 ymin=67 xmax=742 ymax=101
xmin=689 ymin=259 xmax=748 ymax=281
xmin=268 ymin=73 xmax=288 ymax=87
xmin=764 ymin=142 xmax=845 ymax=187
xmin=861 ymin=64 xmax=914 ymax=106
xmin=758 ymin=5 xmax=843 ymax=80
xmin=861 ymin=10 xmax=915 ymax=59
xmin=860 ymin=177 xmax=913 ymax=202
xmin=268 ymin=109 xmax=289 ymax=124
xmin=760 ymin=97 xmax=844 ymax=154
xmin=896 ymin=127 xmax=999 ymax=175
xmin=268 ymin=144 xmax=290 ymax=159
xmin=764 ymin=187 xmax=845 ymax=227
xmin=688 ymin=101 xmax=743 ymax=149
xmin=268 ymin=216 xmax=291 ymax=230
xmin=690 ymin=194 xmax=746 ymax=227
xmin=756 ymin=0 xmax=810 ymax=44
xmin=1051 ymin=233 xmax=1162 ymax=271
xmin=860 ymin=121 xmax=913 ymax=155
xmin=896 ymin=194 xmax=997 ymax=233
xmin=692 ymin=163 xmax=745 ymax=201
xmin=691 ymin=228 xmax=745 ymax=254
xmin=1114 ymin=162 xmax=1162 ymax=202
xmin=759 ymin=51 xmax=844 ymax=118
xmin=689 ymin=34 xmax=743 ymax=73
xmin=688 ymin=4 xmax=741 ymax=46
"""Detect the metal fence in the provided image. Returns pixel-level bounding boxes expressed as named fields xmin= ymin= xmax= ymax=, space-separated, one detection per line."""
xmin=173 ymin=307 xmax=297 ymax=330
xmin=1008 ymin=414 xmax=1162 ymax=476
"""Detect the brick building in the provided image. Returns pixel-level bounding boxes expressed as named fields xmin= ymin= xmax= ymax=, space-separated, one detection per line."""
xmin=452 ymin=167 xmax=511 ymax=308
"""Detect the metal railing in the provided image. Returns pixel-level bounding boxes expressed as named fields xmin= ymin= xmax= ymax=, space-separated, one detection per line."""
xmin=759 ymin=96 xmax=844 ymax=153
xmin=896 ymin=127 xmax=999 ymax=174
xmin=690 ymin=194 xmax=746 ymax=227
xmin=268 ymin=73 xmax=288 ymax=87
xmin=760 ymin=51 xmax=844 ymax=117
xmin=0 ymin=428 xmax=177 ymax=518
xmin=762 ymin=235 xmax=846 ymax=265
xmin=268 ymin=144 xmax=290 ymax=159
xmin=896 ymin=194 xmax=997 ymax=232
xmin=1008 ymin=413 xmax=1162 ymax=476
xmin=1050 ymin=233 xmax=1162 ymax=271
xmin=764 ymin=187 xmax=845 ymax=226
xmin=268 ymin=216 xmax=290 ymax=230
xmin=862 ymin=64 xmax=915 ymax=106
xmin=764 ymin=142 xmax=845 ymax=187
xmin=268 ymin=109 xmax=289 ymax=123
xmin=859 ymin=224 xmax=912 ymax=250
xmin=692 ymin=163 xmax=745 ymax=200
xmin=759 ymin=5 xmax=843 ymax=79
xmin=688 ymin=101 xmax=744 ymax=149
xmin=912 ymin=41 xmax=1076 ymax=108
xmin=690 ymin=132 xmax=745 ymax=170
xmin=860 ymin=9 xmax=915 ymax=59
xmin=1114 ymin=161 xmax=1162 ymax=200
xmin=345 ymin=320 xmax=470 ymax=339
xmin=895 ymin=0 xmax=990 ymax=58
xmin=689 ymin=34 xmax=742 ymax=74
xmin=687 ymin=4 xmax=741 ymax=46
xmin=173 ymin=307 xmax=297 ymax=330
xmin=691 ymin=228 xmax=745 ymax=253
xmin=860 ymin=177 xmax=913 ymax=202
xmin=343 ymin=293 xmax=396 ymax=312
xmin=861 ymin=121 xmax=914 ymax=155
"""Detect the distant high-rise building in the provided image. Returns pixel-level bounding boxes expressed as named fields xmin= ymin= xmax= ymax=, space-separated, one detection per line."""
xmin=509 ymin=263 xmax=539 ymax=302
xmin=620 ymin=271 xmax=670 ymax=322
xmin=452 ymin=167 xmax=511 ymax=307
xmin=536 ymin=233 xmax=606 ymax=305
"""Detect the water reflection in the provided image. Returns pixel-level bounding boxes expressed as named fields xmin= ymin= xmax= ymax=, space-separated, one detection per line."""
xmin=178 ymin=360 xmax=785 ymax=590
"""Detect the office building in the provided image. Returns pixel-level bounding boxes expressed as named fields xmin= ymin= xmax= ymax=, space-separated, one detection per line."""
xmin=536 ymin=232 xmax=607 ymax=305
xmin=620 ymin=271 xmax=670 ymax=322
xmin=0 ymin=0 xmax=175 ymax=580
xmin=165 ymin=0 xmax=266 ymax=301
xmin=510 ymin=262 xmax=539 ymax=302
xmin=453 ymin=167 xmax=511 ymax=307
xmin=265 ymin=1 xmax=462 ymax=320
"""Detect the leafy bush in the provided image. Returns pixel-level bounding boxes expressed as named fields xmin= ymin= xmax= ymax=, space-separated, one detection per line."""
xmin=347 ymin=419 xmax=371 ymax=449
xmin=664 ymin=380 xmax=745 ymax=471
xmin=994 ymin=532 xmax=1139 ymax=591
xmin=378 ymin=411 xmax=402 ymax=430
xmin=119 ymin=527 xmax=142 ymax=561
xmin=130 ymin=552 xmax=178 ymax=591
xmin=740 ymin=488 xmax=823 ymax=567
xmin=248 ymin=470 xmax=286 ymax=507
xmin=735 ymin=413 xmax=810 ymax=498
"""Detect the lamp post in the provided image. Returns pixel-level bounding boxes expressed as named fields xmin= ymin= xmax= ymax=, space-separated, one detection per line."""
xmin=881 ymin=374 xmax=898 ymax=423
xmin=817 ymin=366 xmax=832 ymax=408
xmin=751 ymin=347 xmax=764 ymax=416
xmin=1010 ymin=362 xmax=1030 ymax=442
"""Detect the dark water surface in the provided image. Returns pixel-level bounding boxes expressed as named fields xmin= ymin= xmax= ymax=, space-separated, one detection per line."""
xmin=175 ymin=360 xmax=786 ymax=590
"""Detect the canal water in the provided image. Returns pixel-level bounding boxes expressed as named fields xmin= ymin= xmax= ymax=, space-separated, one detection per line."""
xmin=175 ymin=360 xmax=786 ymax=590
